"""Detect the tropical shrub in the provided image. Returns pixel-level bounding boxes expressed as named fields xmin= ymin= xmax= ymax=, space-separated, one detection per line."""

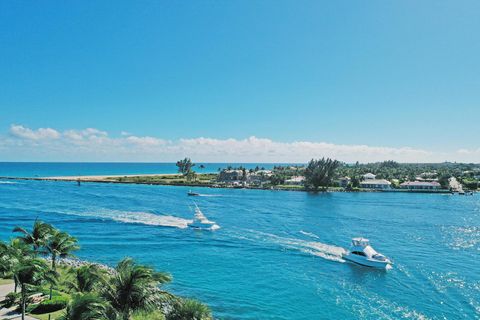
xmin=166 ymin=298 xmax=212 ymax=320
xmin=132 ymin=310 xmax=165 ymax=320
xmin=0 ymin=292 xmax=20 ymax=309
xmin=29 ymin=295 xmax=70 ymax=314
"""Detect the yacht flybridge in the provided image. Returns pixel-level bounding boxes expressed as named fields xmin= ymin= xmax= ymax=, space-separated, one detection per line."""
xmin=343 ymin=238 xmax=392 ymax=269
xmin=187 ymin=205 xmax=220 ymax=231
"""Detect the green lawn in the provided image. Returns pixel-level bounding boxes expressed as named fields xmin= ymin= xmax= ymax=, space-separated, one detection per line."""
xmin=30 ymin=309 xmax=65 ymax=320
xmin=108 ymin=173 xmax=217 ymax=185
xmin=276 ymin=184 xmax=305 ymax=190
xmin=0 ymin=278 xmax=13 ymax=285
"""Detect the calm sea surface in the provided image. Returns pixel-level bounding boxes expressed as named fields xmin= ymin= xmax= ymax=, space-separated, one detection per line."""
xmin=0 ymin=163 xmax=479 ymax=319
xmin=0 ymin=162 xmax=280 ymax=177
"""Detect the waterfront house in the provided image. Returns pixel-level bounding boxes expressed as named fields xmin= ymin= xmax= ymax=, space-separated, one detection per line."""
xmin=247 ymin=170 xmax=272 ymax=185
xmin=363 ymin=173 xmax=376 ymax=180
xmin=400 ymin=181 xmax=441 ymax=190
xmin=218 ymin=169 xmax=244 ymax=182
xmin=285 ymin=176 xmax=305 ymax=185
xmin=360 ymin=179 xmax=391 ymax=189
xmin=337 ymin=176 xmax=351 ymax=188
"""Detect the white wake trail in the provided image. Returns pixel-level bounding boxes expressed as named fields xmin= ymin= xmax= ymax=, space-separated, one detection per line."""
xmin=0 ymin=181 xmax=18 ymax=184
xmin=299 ymin=230 xmax=320 ymax=239
xmin=57 ymin=208 xmax=192 ymax=229
xmin=234 ymin=229 xmax=347 ymax=263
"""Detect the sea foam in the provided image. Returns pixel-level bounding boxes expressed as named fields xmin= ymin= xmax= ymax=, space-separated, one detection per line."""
xmin=59 ymin=208 xmax=192 ymax=229
xmin=0 ymin=181 xmax=18 ymax=184
xmin=233 ymin=229 xmax=346 ymax=263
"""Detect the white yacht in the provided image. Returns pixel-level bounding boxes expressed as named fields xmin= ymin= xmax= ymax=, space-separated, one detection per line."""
xmin=187 ymin=190 xmax=200 ymax=196
xmin=343 ymin=238 xmax=392 ymax=269
xmin=187 ymin=205 xmax=220 ymax=231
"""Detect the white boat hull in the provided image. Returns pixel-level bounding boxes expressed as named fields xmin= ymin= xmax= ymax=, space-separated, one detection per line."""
xmin=188 ymin=222 xmax=219 ymax=230
xmin=343 ymin=253 xmax=391 ymax=269
xmin=188 ymin=205 xmax=220 ymax=230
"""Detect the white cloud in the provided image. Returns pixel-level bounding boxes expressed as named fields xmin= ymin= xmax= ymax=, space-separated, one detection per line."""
xmin=176 ymin=136 xmax=434 ymax=163
xmin=454 ymin=148 xmax=480 ymax=162
xmin=1 ymin=124 xmax=478 ymax=163
xmin=10 ymin=124 xmax=60 ymax=140
xmin=125 ymin=136 xmax=166 ymax=147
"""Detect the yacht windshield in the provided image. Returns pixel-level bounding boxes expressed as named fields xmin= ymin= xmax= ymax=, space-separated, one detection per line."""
xmin=372 ymin=254 xmax=386 ymax=261
xmin=352 ymin=251 xmax=366 ymax=257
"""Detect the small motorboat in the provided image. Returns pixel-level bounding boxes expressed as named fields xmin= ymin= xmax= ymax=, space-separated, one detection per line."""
xmin=187 ymin=190 xmax=200 ymax=196
xmin=343 ymin=238 xmax=392 ymax=269
xmin=187 ymin=205 xmax=219 ymax=231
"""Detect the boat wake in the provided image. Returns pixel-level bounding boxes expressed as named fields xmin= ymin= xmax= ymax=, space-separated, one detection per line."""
xmin=104 ymin=210 xmax=192 ymax=228
xmin=60 ymin=208 xmax=192 ymax=229
xmin=337 ymin=279 xmax=430 ymax=320
xmin=232 ymin=229 xmax=346 ymax=263
xmin=299 ymin=230 xmax=320 ymax=239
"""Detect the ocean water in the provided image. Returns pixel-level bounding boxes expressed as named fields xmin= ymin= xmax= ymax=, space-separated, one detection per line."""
xmin=0 ymin=162 xmax=281 ymax=178
xmin=0 ymin=168 xmax=479 ymax=319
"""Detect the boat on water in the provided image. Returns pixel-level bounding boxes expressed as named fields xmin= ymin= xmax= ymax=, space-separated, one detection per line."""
xmin=187 ymin=205 xmax=220 ymax=230
xmin=187 ymin=190 xmax=200 ymax=196
xmin=343 ymin=238 xmax=392 ymax=269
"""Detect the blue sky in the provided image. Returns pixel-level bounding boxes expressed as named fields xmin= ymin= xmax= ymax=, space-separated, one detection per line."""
xmin=0 ymin=1 xmax=479 ymax=162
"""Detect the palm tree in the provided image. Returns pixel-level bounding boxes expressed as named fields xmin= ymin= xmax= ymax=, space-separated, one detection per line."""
xmin=166 ymin=298 xmax=212 ymax=320
xmin=0 ymin=239 xmax=33 ymax=292
xmin=13 ymin=257 xmax=50 ymax=320
xmin=46 ymin=230 xmax=79 ymax=299
xmin=46 ymin=230 xmax=79 ymax=271
xmin=66 ymin=264 xmax=108 ymax=293
xmin=102 ymin=258 xmax=171 ymax=320
xmin=60 ymin=293 xmax=111 ymax=320
xmin=13 ymin=219 xmax=53 ymax=253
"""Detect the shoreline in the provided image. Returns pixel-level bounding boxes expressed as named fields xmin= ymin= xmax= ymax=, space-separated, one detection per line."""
xmin=0 ymin=174 xmax=458 ymax=194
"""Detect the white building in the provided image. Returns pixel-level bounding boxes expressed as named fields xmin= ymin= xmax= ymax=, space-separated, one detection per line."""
xmin=285 ymin=176 xmax=305 ymax=185
xmin=247 ymin=170 xmax=272 ymax=185
xmin=400 ymin=181 xmax=441 ymax=190
xmin=337 ymin=176 xmax=351 ymax=188
xmin=363 ymin=173 xmax=376 ymax=180
xmin=360 ymin=179 xmax=391 ymax=189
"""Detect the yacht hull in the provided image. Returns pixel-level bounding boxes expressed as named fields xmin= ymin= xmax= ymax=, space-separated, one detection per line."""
xmin=343 ymin=254 xmax=391 ymax=269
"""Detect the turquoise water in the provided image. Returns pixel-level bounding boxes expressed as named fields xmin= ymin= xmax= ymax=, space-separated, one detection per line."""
xmin=0 ymin=162 xmax=280 ymax=177
xmin=1 ymin=171 xmax=479 ymax=319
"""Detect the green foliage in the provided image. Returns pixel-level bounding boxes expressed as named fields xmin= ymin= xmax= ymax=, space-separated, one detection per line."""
xmin=3 ymin=222 xmax=208 ymax=320
xmin=0 ymin=292 xmax=20 ymax=308
xmin=166 ymin=298 xmax=212 ymax=320
xmin=102 ymin=258 xmax=172 ymax=320
xmin=60 ymin=293 xmax=110 ymax=320
xmin=176 ymin=158 xmax=195 ymax=176
xmin=186 ymin=171 xmax=197 ymax=182
xmin=461 ymin=178 xmax=479 ymax=190
xmin=46 ymin=230 xmax=80 ymax=271
xmin=13 ymin=257 xmax=52 ymax=319
xmin=0 ymin=238 xmax=32 ymax=279
xmin=132 ymin=310 xmax=165 ymax=320
xmin=65 ymin=264 xmax=108 ymax=293
xmin=304 ymin=158 xmax=340 ymax=191
xmin=40 ymin=288 xmax=69 ymax=298
xmin=13 ymin=219 xmax=54 ymax=252
xmin=30 ymin=296 xmax=70 ymax=314
xmin=337 ymin=161 xmax=480 ymax=186
xmin=269 ymin=173 xmax=286 ymax=186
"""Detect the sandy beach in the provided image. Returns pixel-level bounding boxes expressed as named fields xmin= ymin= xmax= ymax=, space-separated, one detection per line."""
xmin=40 ymin=173 xmax=178 ymax=181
